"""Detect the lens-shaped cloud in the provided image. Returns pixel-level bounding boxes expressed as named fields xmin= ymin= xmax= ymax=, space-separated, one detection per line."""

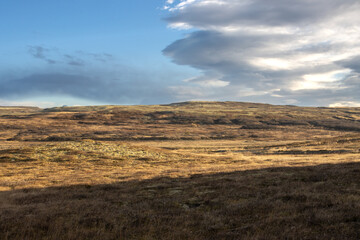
xmin=163 ymin=0 xmax=360 ymax=106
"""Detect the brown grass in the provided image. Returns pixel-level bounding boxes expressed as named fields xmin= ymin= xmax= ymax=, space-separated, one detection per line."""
xmin=1 ymin=163 xmax=359 ymax=239
xmin=0 ymin=102 xmax=360 ymax=239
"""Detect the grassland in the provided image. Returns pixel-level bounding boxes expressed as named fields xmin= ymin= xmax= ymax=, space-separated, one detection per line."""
xmin=0 ymin=102 xmax=360 ymax=239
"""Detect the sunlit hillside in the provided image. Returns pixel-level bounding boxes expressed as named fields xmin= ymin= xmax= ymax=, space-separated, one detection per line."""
xmin=1 ymin=102 xmax=360 ymax=239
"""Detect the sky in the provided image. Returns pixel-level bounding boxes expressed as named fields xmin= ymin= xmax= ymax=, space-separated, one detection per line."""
xmin=1 ymin=0 xmax=360 ymax=107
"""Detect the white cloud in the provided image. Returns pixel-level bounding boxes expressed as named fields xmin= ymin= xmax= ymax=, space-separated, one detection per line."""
xmin=249 ymin=58 xmax=292 ymax=71
xmin=168 ymin=22 xmax=192 ymax=29
xmin=190 ymin=79 xmax=229 ymax=87
xmin=165 ymin=0 xmax=198 ymax=11
xmin=163 ymin=0 xmax=360 ymax=106
xmin=329 ymin=101 xmax=360 ymax=107
xmin=0 ymin=99 xmax=55 ymax=108
xmin=291 ymin=69 xmax=352 ymax=91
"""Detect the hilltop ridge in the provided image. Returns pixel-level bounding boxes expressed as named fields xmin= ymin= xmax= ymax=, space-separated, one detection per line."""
xmin=1 ymin=101 xmax=360 ymax=142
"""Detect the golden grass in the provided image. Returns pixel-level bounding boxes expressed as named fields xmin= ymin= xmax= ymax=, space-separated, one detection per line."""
xmin=1 ymin=136 xmax=360 ymax=192
xmin=0 ymin=102 xmax=360 ymax=239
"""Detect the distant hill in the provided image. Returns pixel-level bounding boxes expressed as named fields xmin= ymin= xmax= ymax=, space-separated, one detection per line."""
xmin=0 ymin=106 xmax=41 ymax=115
xmin=1 ymin=101 xmax=360 ymax=142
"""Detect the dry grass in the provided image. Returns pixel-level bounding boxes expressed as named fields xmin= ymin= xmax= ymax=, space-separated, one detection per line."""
xmin=1 ymin=163 xmax=359 ymax=239
xmin=1 ymin=102 xmax=360 ymax=239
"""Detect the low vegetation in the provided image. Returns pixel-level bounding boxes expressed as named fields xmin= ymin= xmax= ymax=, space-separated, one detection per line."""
xmin=0 ymin=102 xmax=360 ymax=239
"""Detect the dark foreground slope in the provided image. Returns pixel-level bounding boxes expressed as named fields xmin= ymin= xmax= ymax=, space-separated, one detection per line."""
xmin=1 ymin=163 xmax=359 ymax=240
xmin=0 ymin=102 xmax=360 ymax=239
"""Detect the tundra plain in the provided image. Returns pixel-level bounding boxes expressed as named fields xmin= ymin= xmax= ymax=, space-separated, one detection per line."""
xmin=0 ymin=102 xmax=360 ymax=239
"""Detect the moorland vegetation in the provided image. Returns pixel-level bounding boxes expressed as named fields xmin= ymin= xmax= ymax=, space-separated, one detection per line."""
xmin=1 ymin=102 xmax=359 ymax=239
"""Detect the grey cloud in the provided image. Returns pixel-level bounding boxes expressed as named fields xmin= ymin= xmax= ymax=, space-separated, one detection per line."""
xmin=0 ymin=74 xmax=95 ymax=97
xmin=13 ymin=45 xmax=181 ymax=105
xmin=91 ymin=53 xmax=114 ymax=63
xmin=27 ymin=46 xmax=115 ymax=68
xmin=75 ymin=51 xmax=115 ymax=63
xmin=167 ymin=0 xmax=357 ymax=28
xmin=47 ymin=59 xmax=57 ymax=64
xmin=163 ymin=0 xmax=360 ymax=106
xmin=168 ymin=81 xmax=360 ymax=107
xmin=338 ymin=57 xmax=360 ymax=73
xmin=28 ymin=46 xmax=57 ymax=64
xmin=64 ymin=54 xmax=85 ymax=67
xmin=273 ymin=86 xmax=360 ymax=106
xmin=163 ymin=30 xmax=341 ymax=90
xmin=164 ymin=31 xmax=267 ymax=67
xmin=67 ymin=61 xmax=84 ymax=66
xmin=0 ymin=72 xmax=174 ymax=105
xmin=163 ymin=31 xmax=276 ymax=86
xmin=28 ymin=46 xmax=48 ymax=59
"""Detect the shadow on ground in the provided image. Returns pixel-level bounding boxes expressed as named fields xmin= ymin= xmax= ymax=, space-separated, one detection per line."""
xmin=1 ymin=162 xmax=360 ymax=240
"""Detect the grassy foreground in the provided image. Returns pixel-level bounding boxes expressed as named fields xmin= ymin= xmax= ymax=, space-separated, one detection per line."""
xmin=0 ymin=102 xmax=360 ymax=239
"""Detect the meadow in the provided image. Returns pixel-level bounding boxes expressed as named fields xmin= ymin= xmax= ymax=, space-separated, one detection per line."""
xmin=0 ymin=102 xmax=359 ymax=239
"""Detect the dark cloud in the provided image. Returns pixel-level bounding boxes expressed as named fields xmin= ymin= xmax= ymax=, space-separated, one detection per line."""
xmin=337 ymin=56 xmax=360 ymax=73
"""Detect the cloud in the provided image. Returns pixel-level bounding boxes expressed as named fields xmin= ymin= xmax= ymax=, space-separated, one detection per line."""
xmin=64 ymin=54 xmax=85 ymax=67
xmin=163 ymin=0 xmax=360 ymax=106
xmin=3 ymin=44 xmax=190 ymax=106
xmin=28 ymin=46 xmax=57 ymax=64
xmin=27 ymin=45 xmax=115 ymax=68
xmin=0 ymin=99 xmax=55 ymax=108
xmin=0 ymin=71 xmax=175 ymax=105
xmin=329 ymin=101 xmax=360 ymax=107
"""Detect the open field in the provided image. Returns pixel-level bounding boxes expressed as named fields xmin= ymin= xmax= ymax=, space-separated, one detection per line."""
xmin=1 ymin=102 xmax=360 ymax=239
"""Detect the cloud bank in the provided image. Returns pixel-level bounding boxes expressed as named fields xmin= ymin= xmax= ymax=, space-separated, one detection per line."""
xmin=163 ymin=0 xmax=360 ymax=106
xmin=0 ymin=47 xmax=176 ymax=106
xmin=0 ymin=73 xmax=170 ymax=104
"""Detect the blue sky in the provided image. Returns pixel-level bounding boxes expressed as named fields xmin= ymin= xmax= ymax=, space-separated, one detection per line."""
xmin=1 ymin=0 xmax=360 ymax=107
xmin=0 ymin=0 xmax=197 ymax=107
xmin=1 ymin=1 xmax=181 ymax=62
